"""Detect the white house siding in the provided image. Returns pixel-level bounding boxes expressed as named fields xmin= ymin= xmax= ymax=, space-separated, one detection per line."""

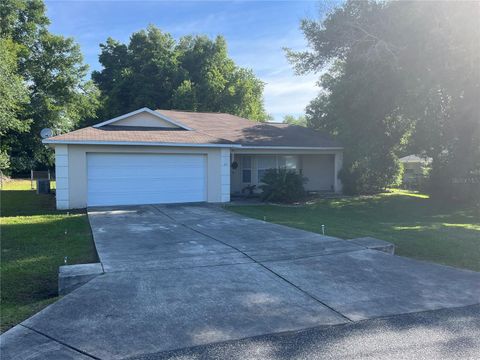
xmin=301 ymin=154 xmax=335 ymax=191
xmin=62 ymin=144 xmax=228 ymax=209
xmin=54 ymin=145 xmax=343 ymax=208
xmin=54 ymin=145 xmax=70 ymax=209
xmin=111 ymin=112 xmax=178 ymax=128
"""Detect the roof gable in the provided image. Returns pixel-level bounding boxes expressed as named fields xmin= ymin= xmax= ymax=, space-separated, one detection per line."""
xmin=93 ymin=108 xmax=191 ymax=130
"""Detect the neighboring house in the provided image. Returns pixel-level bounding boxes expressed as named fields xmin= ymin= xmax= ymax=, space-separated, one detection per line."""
xmin=399 ymin=155 xmax=431 ymax=187
xmin=43 ymin=108 xmax=343 ymax=209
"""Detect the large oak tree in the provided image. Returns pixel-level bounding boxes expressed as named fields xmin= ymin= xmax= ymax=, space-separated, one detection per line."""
xmin=288 ymin=1 xmax=479 ymax=200
xmin=92 ymin=26 xmax=268 ymax=123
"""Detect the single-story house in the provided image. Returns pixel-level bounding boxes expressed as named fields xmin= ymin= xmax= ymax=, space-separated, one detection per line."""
xmin=399 ymin=155 xmax=432 ymax=187
xmin=43 ymin=108 xmax=343 ymax=209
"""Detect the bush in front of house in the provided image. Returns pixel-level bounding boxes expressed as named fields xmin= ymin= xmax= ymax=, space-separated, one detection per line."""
xmin=259 ymin=168 xmax=307 ymax=203
xmin=339 ymin=152 xmax=403 ymax=195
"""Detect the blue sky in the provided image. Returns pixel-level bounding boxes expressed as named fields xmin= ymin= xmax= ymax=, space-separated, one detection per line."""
xmin=45 ymin=1 xmax=338 ymax=121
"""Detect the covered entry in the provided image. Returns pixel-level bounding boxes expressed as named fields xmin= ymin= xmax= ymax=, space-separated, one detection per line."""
xmin=230 ymin=153 xmax=339 ymax=195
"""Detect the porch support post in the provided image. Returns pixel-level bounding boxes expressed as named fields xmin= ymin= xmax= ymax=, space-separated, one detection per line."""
xmin=333 ymin=151 xmax=343 ymax=193
xmin=220 ymin=148 xmax=231 ymax=202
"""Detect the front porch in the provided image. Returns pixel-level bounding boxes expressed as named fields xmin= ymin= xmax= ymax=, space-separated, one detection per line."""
xmin=230 ymin=150 xmax=343 ymax=196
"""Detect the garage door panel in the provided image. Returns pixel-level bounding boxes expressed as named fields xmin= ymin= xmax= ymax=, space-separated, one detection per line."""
xmin=94 ymin=164 xmax=204 ymax=174
xmin=88 ymin=175 xmax=206 ymax=185
xmin=88 ymin=180 xmax=205 ymax=194
xmin=88 ymin=170 xmax=206 ymax=180
xmin=88 ymin=161 xmax=205 ymax=171
xmin=88 ymin=154 xmax=202 ymax=167
xmin=89 ymin=188 xmax=207 ymax=197
xmin=88 ymin=165 xmax=205 ymax=178
xmin=88 ymin=192 xmax=205 ymax=206
xmin=87 ymin=153 xmax=207 ymax=206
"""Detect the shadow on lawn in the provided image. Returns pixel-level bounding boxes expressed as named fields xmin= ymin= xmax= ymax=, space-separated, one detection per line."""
xmin=1 ymin=190 xmax=84 ymax=217
xmin=1 ymin=190 xmax=57 ymax=217
xmin=228 ymin=191 xmax=480 ymax=271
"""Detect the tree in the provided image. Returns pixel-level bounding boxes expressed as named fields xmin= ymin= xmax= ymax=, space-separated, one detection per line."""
xmin=288 ymin=1 xmax=410 ymax=193
xmin=92 ymin=26 xmax=268 ymax=122
xmin=0 ymin=38 xmax=29 ymax=170
xmin=0 ymin=0 xmax=49 ymax=49
xmin=0 ymin=0 xmax=99 ymax=173
xmin=287 ymin=1 xmax=479 ymax=199
xmin=398 ymin=2 xmax=480 ymax=202
xmin=283 ymin=114 xmax=306 ymax=127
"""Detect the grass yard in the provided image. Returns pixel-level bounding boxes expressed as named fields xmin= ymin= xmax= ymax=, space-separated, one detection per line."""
xmin=228 ymin=189 xmax=480 ymax=272
xmin=1 ymin=179 xmax=98 ymax=333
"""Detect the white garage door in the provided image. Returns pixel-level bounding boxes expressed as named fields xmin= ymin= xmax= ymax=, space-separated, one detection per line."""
xmin=87 ymin=153 xmax=207 ymax=206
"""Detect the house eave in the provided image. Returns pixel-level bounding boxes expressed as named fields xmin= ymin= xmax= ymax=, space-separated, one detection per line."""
xmin=42 ymin=139 xmax=240 ymax=148
xmin=41 ymin=140 xmax=342 ymax=151
xmin=236 ymin=146 xmax=343 ymax=150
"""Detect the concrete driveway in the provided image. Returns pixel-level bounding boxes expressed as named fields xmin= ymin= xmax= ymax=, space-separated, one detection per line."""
xmin=2 ymin=204 xmax=480 ymax=359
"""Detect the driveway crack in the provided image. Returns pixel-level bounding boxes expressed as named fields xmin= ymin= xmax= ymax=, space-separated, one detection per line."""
xmin=152 ymin=205 xmax=353 ymax=323
xmin=20 ymin=324 xmax=102 ymax=360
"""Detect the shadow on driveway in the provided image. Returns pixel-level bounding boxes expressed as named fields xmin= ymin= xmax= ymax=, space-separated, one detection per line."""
xmin=1 ymin=204 xmax=479 ymax=359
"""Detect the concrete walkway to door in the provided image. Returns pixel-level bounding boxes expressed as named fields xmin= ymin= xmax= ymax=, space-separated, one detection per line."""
xmin=2 ymin=204 xmax=480 ymax=360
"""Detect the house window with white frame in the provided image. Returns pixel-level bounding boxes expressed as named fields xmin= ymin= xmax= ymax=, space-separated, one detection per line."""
xmin=257 ymin=155 xmax=299 ymax=183
xmin=242 ymin=156 xmax=252 ymax=183
xmin=278 ymin=155 xmax=299 ymax=170
xmin=257 ymin=156 xmax=277 ymax=183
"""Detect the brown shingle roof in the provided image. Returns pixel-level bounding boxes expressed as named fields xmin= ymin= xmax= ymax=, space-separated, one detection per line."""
xmin=44 ymin=125 xmax=233 ymax=145
xmin=44 ymin=109 xmax=341 ymax=148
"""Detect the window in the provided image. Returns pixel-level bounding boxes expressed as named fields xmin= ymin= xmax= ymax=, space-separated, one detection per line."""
xmin=242 ymin=156 xmax=252 ymax=183
xmin=242 ymin=170 xmax=251 ymax=183
xmin=278 ymin=155 xmax=299 ymax=170
xmin=241 ymin=155 xmax=301 ymax=184
xmin=257 ymin=169 xmax=268 ymax=183
xmin=257 ymin=156 xmax=277 ymax=183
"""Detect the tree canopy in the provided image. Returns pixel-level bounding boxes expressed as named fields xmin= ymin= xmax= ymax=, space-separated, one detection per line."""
xmin=1 ymin=4 xmax=268 ymax=173
xmin=288 ymin=1 xmax=480 ymax=199
xmin=283 ymin=114 xmax=306 ymax=127
xmin=0 ymin=38 xmax=29 ymax=169
xmin=92 ymin=26 xmax=268 ymax=123
xmin=0 ymin=0 xmax=99 ymax=173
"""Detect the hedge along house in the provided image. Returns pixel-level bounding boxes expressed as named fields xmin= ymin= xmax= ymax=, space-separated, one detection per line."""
xmin=43 ymin=108 xmax=343 ymax=209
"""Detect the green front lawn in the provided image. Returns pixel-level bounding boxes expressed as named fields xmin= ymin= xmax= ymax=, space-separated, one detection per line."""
xmin=1 ymin=180 xmax=98 ymax=333
xmin=228 ymin=189 xmax=480 ymax=271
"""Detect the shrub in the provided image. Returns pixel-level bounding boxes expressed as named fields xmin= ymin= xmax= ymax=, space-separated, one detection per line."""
xmin=259 ymin=168 xmax=307 ymax=203
xmin=425 ymin=162 xmax=480 ymax=205
xmin=339 ymin=152 xmax=403 ymax=195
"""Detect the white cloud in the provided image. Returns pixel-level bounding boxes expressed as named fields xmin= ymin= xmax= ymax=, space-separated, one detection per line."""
xmin=264 ymin=75 xmax=319 ymax=120
xmin=264 ymin=75 xmax=317 ymax=97
xmin=227 ymin=30 xmax=321 ymax=121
